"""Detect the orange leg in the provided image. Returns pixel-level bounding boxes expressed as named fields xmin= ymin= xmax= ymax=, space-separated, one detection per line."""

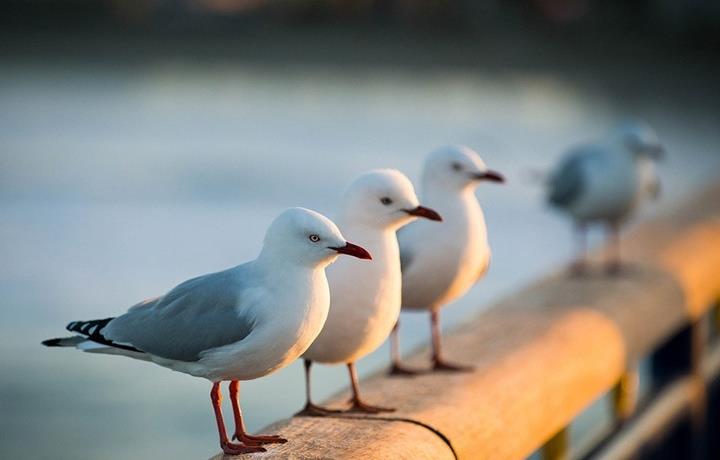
xmin=295 ymin=360 xmax=344 ymax=417
xmin=229 ymin=381 xmax=287 ymax=445
xmin=388 ymin=321 xmax=424 ymax=376
xmin=345 ymin=362 xmax=395 ymax=413
xmin=605 ymin=222 xmax=622 ymax=275
xmin=570 ymin=222 xmax=588 ymax=276
xmin=210 ymin=382 xmax=265 ymax=455
xmin=431 ymin=311 xmax=474 ymax=372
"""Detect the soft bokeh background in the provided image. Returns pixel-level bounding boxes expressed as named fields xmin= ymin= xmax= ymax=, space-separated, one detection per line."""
xmin=1 ymin=1 xmax=719 ymax=459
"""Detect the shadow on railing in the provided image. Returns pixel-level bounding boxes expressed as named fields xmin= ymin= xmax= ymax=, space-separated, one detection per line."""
xmin=213 ymin=184 xmax=720 ymax=460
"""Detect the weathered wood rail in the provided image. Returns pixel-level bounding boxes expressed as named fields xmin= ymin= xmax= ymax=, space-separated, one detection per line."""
xmin=215 ymin=184 xmax=720 ymax=460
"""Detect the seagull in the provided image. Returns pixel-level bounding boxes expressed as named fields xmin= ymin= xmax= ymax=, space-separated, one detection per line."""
xmin=547 ymin=120 xmax=663 ymax=275
xmin=390 ymin=146 xmax=505 ymax=375
xmin=298 ymin=169 xmax=441 ymax=415
xmin=41 ymin=207 xmax=372 ymax=456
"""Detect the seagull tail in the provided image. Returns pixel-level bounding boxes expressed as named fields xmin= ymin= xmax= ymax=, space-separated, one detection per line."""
xmin=42 ymin=333 xmax=151 ymax=360
xmin=42 ymin=317 xmax=146 ymax=359
xmin=42 ymin=336 xmax=85 ymax=347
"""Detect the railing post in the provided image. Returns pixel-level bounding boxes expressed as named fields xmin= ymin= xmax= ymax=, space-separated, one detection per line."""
xmin=650 ymin=319 xmax=708 ymax=460
xmin=689 ymin=318 xmax=709 ymax=460
xmin=541 ymin=427 xmax=569 ymax=460
xmin=611 ymin=368 xmax=639 ymax=423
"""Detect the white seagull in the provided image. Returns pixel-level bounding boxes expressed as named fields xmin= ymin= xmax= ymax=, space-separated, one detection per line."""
xmin=299 ymin=169 xmax=441 ymax=415
xmin=547 ymin=120 xmax=663 ymax=274
xmin=391 ymin=146 xmax=505 ymax=374
xmin=42 ymin=207 xmax=371 ymax=456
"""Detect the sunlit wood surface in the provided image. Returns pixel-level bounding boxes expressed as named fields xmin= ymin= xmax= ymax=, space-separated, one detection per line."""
xmin=212 ymin=184 xmax=720 ymax=460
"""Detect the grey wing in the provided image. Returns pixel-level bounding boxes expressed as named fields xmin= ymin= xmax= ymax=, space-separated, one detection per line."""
xmin=103 ymin=266 xmax=257 ymax=362
xmin=397 ymin=226 xmax=415 ymax=274
xmin=548 ymin=148 xmax=589 ymax=208
xmin=127 ymin=296 xmax=162 ymax=312
xmin=400 ymin=249 xmax=413 ymax=273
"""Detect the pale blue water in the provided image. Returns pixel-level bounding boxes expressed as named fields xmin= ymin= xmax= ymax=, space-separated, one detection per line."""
xmin=1 ymin=60 xmax=719 ymax=459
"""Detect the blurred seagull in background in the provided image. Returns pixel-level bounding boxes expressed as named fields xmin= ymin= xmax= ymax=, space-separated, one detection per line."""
xmin=547 ymin=120 xmax=663 ymax=275
xmin=391 ymin=146 xmax=505 ymax=374
xmin=42 ymin=208 xmax=371 ymax=456
xmin=299 ymin=169 xmax=441 ymax=415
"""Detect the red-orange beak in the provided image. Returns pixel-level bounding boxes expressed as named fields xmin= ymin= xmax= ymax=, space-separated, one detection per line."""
xmin=404 ymin=206 xmax=442 ymax=222
xmin=329 ymin=242 xmax=372 ymax=260
xmin=473 ymin=170 xmax=505 ymax=183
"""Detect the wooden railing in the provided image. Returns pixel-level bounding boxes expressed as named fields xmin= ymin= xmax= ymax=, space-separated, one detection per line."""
xmin=215 ymin=184 xmax=720 ymax=460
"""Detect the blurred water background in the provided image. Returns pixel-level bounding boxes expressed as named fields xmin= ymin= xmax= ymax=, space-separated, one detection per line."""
xmin=2 ymin=1 xmax=720 ymax=459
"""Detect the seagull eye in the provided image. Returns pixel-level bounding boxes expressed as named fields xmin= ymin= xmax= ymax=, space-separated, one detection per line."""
xmin=451 ymin=162 xmax=463 ymax=171
xmin=309 ymin=234 xmax=320 ymax=242
xmin=380 ymin=197 xmax=393 ymax=206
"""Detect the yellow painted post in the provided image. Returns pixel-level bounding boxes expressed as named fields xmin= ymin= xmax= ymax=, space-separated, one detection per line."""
xmin=689 ymin=319 xmax=709 ymax=460
xmin=541 ymin=427 xmax=569 ymax=460
xmin=611 ymin=369 xmax=639 ymax=422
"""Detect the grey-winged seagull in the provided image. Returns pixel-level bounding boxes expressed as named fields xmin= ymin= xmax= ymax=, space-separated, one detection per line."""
xmin=547 ymin=120 xmax=663 ymax=274
xmin=42 ymin=207 xmax=371 ymax=456
xmin=299 ymin=169 xmax=441 ymax=415
xmin=391 ymin=146 xmax=504 ymax=375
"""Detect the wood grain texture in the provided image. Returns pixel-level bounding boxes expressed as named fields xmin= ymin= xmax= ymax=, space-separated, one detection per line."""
xmin=217 ymin=184 xmax=720 ymax=460
xmin=209 ymin=416 xmax=455 ymax=460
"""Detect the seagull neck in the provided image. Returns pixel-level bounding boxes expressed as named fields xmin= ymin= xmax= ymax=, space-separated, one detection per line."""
xmin=423 ymin=186 xmax=476 ymax=208
xmin=254 ymin=248 xmax=321 ymax=274
xmin=336 ymin=212 xmax=389 ymax=235
xmin=341 ymin=221 xmax=398 ymax=250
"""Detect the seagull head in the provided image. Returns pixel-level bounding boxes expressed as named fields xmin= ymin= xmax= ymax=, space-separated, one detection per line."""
xmin=615 ymin=119 xmax=665 ymax=160
xmin=262 ymin=207 xmax=371 ymax=267
xmin=340 ymin=169 xmax=442 ymax=230
xmin=422 ymin=145 xmax=505 ymax=192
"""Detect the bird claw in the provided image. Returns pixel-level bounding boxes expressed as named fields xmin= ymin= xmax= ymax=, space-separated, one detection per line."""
xmin=432 ymin=359 xmax=474 ymax=373
xmin=295 ymin=402 xmax=343 ymax=417
xmin=345 ymin=399 xmax=396 ymax=414
xmin=605 ymin=262 xmax=622 ymax=276
xmin=233 ymin=433 xmax=287 ymax=445
xmin=388 ymin=363 xmax=425 ymax=377
xmin=569 ymin=261 xmax=587 ymax=277
xmin=221 ymin=441 xmax=266 ymax=455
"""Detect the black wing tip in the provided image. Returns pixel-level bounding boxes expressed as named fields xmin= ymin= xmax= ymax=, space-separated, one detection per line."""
xmin=64 ymin=318 xmax=142 ymax=353
xmin=66 ymin=317 xmax=115 ymax=334
xmin=42 ymin=338 xmax=62 ymax=347
xmin=548 ymin=189 xmax=567 ymax=207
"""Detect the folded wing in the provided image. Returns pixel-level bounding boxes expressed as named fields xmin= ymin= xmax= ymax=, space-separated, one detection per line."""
xmin=103 ymin=264 xmax=258 ymax=362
